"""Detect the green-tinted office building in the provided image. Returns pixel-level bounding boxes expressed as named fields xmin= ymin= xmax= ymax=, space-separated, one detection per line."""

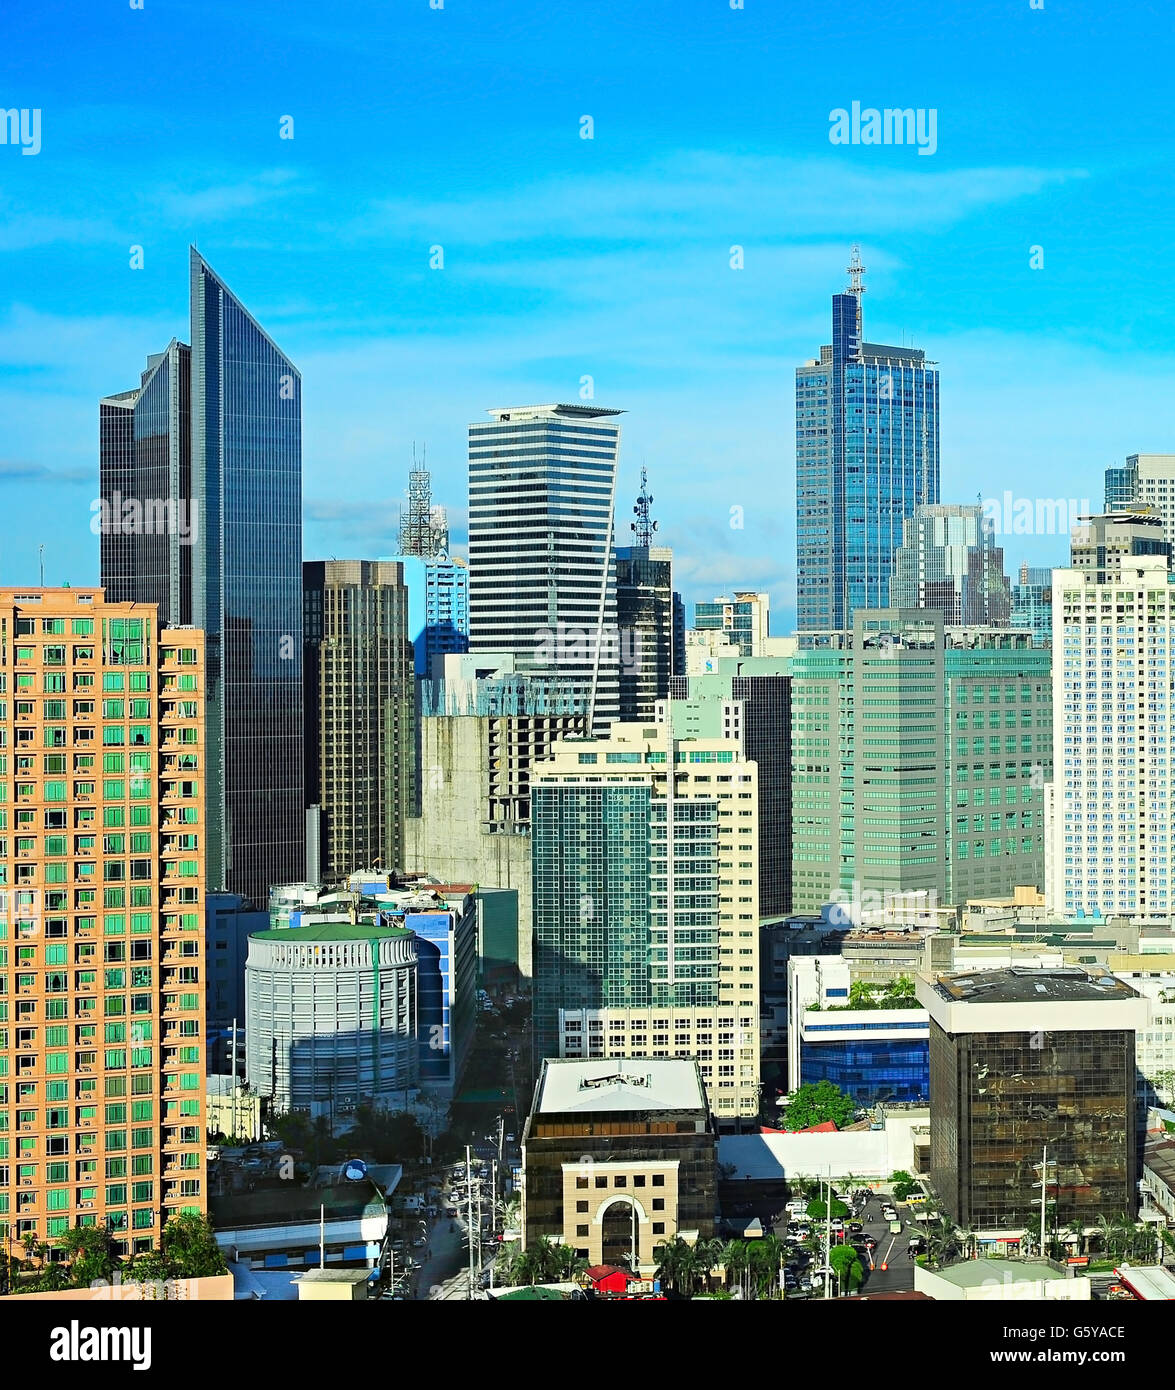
xmin=791 ymin=611 xmax=1050 ymax=915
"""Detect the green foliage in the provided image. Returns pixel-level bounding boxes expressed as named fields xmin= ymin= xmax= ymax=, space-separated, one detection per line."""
xmin=890 ymin=1170 xmax=918 ymax=1200
xmin=829 ymin=1242 xmax=864 ymax=1293
xmin=8 ymin=1215 xmax=225 ymax=1296
xmin=825 ymin=976 xmax=920 ymax=1012
xmin=782 ymin=1080 xmax=856 ymax=1132
xmin=806 ymin=1197 xmax=849 ymax=1221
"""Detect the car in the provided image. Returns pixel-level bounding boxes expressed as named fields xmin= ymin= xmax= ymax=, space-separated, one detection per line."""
xmin=444 ymin=1207 xmax=458 ymax=1218
xmin=847 ymin=1221 xmax=863 ymax=1234
xmin=505 ymin=1133 xmax=516 ymax=1143
xmin=411 ymin=1236 xmax=427 ymax=1249
xmin=785 ymin=1199 xmax=807 ymax=1216
xmin=864 ymin=1237 xmax=877 ymax=1250
xmin=882 ymin=1206 xmax=898 ymax=1221
xmin=829 ymin=1218 xmax=844 ymax=1231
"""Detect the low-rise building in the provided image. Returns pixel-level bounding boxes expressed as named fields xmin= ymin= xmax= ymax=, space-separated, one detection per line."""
xmin=914 ymin=1258 xmax=1091 ymax=1301
xmin=521 ymin=1059 xmax=717 ymax=1275
xmin=211 ymin=1179 xmax=390 ymax=1271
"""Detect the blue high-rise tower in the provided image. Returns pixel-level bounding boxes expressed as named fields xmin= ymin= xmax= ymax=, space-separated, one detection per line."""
xmin=101 ymin=248 xmax=305 ymax=905
xmin=796 ymin=248 xmax=940 ymax=632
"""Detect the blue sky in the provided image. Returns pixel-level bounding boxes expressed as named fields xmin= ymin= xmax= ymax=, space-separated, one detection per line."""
xmin=2 ymin=0 xmax=1173 ymax=628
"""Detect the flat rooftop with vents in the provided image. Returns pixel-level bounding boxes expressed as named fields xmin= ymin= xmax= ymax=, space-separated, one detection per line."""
xmin=915 ymin=965 xmax=1146 ymax=1034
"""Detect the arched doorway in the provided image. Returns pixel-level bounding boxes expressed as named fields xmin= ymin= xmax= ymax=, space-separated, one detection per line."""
xmin=600 ymin=1199 xmax=636 ymax=1270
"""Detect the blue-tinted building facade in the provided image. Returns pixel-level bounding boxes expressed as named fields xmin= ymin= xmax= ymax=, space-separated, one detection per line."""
xmin=102 ymin=248 xmax=305 ymax=906
xmin=799 ymin=1025 xmax=929 ymax=1106
xmin=190 ymin=248 xmax=305 ymax=903
xmin=395 ymin=554 xmax=469 ymax=676
xmin=796 ymin=280 xmax=940 ymax=632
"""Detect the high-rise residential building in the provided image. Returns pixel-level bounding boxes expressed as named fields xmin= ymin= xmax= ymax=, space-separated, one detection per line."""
xmin=302 ymin=561 xmax=415 ymax=884
xmin=1010 ymin=564 xmax=1053 ymax=647
xmin=919 ymin=966 xmax=1144 ymax=1234
xmin=889 ymin=502 xmax=1011 ymax=626
xmin=531 ymin=724 xmax=760 ymax=1123
xmin=791 ymin=611 xmax=1051 ymax=915
xmin=693 ymin=592 xmax=771 ymax=658
xmin=100 ymin=247 xmax=304 ymax=906
xmin=467 ymin=403 xmax=622 ymax=732
xmin=1068 ymin=508 xmax=1170 ymax=582
xmin=0 ymin=589 xmax=207 ymax=1263
xmin=615 ymin=547 xmax=676 ymax=721
xmin=796 ymin=250 xmax=940 ymax=632
xmin=666 ymin=657 xmax=792 ymax=917
xmin=1105 ymin=455 xmax=1175 ymax=538
xmin=1047 ymin=545 xmax=1175 ymax=919
xmin=394 ymin=555 xmax=469 ymax=677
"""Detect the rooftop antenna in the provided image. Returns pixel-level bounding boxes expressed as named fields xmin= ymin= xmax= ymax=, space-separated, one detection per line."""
xmin=631 ymin=466 xmax=658 ymax=547
xmin=38 ymin=545 xmax=44 ymax=587
xmin=846 ymin=243 xmax=866 ymax=340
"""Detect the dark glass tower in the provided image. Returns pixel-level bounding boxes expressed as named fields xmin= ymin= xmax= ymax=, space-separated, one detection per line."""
xmin=100 ymin=248 xmax=305 ymax=904
xmin=99 ymin=339 xmax=192 ymax=622
xmin=796 ymin=253 xmax=940 ymax=632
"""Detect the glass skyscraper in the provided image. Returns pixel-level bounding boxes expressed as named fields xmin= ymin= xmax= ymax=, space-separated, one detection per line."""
xmin=467 ymin=403 xmax=621 ymax=731
xmin=100 ymin=248 xmax=304 ymax=905
xmin=796 ymin=262 xmax=940 ymax=632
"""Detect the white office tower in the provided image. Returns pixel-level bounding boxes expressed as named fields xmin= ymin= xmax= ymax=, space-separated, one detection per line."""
xmin=1048 ymin=524 xmax=1175 ymax=919
xmin=468 ymin=404 xmax=622 ymax=733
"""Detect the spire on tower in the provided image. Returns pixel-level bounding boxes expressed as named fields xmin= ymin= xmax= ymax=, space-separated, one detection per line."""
xmin=631 ymin=466 xmax=658 ymax=547
xmin=846 ymin=244 xmax=866 ymax=339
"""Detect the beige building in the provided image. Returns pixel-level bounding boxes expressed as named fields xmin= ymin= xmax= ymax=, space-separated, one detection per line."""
xmin=531 ymin=724 xmax=761 ymax=1123
xmin=521 ymin=1059 xmax=717 ymax=1274
xmin=0 ymin=589 xmax=206 ymax=1262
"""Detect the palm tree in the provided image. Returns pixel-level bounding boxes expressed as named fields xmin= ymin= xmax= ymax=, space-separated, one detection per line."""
xmin=692 ymin=1237 xmax=725 ymax=1292
xmin=748 ymin=1234 xmax=785 ymax=1299
xmin=653 ymin=1235 xmax=688 ymax=1294
xmin=717 ymin=1239 xmax=748 ymax=1292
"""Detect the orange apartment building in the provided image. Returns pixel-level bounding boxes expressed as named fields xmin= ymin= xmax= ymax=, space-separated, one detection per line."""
xmin=0 ymin=588 xmax=206 ymax=1264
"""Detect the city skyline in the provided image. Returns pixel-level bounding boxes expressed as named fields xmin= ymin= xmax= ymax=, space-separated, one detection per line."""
xmin=3 ymin=1 xmax=1175 ymax=629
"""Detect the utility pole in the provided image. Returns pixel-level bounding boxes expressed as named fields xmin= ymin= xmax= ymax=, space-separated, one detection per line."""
xmin=824 ymin=1170 xmax=832 ymax=1300
xmin=1039 ymin=1143 xmax=1048 ymax=1257
xmin=465 ymin=1145 xmax=475 ymax=1296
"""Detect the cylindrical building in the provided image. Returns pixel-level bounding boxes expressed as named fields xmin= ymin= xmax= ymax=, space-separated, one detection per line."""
xmin=245 ymin=922 xmax=418 ymax=1116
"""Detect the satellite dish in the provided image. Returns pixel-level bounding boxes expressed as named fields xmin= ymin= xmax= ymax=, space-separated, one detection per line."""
xmin=343 ymin=1159 xmax=368 ymax=1181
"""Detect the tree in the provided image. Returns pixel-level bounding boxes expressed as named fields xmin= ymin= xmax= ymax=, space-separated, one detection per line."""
xmin=654 ymin=1235 xmax=702 ymax=1296
xmin=747 ymin=1234 xmax=786 ymax=1299
xmin=57 ymin=1222 xmax=119 ymax=1288
xmin=806 ymin=1196 xmax=849 ymax=1221
xmin=782 ymin=1081 xmax=856 ymax=1132
xmin=890 ymin=1170 xmax=918 ymax=1201
xmin=158 ymin=1213 xmax=227 ymax=1279
xmin=830 ymin=1243 xmax=864 ymax=1294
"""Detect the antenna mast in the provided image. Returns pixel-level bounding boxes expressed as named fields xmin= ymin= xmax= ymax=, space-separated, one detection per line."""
xmin=846 ymin=243 xmax=866 ymax=340
xmin=631 ymin=467 xmax=658 ymax=548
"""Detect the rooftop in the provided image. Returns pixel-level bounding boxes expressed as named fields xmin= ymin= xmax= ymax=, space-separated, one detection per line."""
xmin=210 ymin=1180 xmax=386 ymax=1231
xmin=929 ymin=965 xmax=1137 ymax=1006
xmin=533 ymin=1058 xmax=707 ymax=1116
xmin=249 ymin=922 xmax=412 ymax=943
xmin=931 ymin=1258 xmax=1065 ymax=1288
